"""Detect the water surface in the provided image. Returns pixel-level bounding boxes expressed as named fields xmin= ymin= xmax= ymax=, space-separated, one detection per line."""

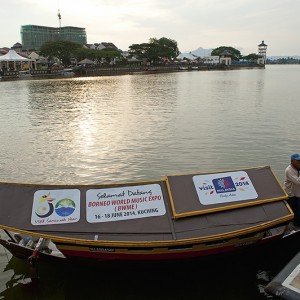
xmin=1 ymin=65 xmax=300 ymax=299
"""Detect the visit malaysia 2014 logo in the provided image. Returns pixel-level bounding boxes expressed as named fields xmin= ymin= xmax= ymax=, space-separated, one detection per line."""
xmin=193 ymin=171 xmax=258 ymax=205
xmin=212 ymin=176 xmax=236 ymax=193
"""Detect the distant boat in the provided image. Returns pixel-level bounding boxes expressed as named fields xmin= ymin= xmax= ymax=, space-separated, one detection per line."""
xmin=19 ymin=70 xmax=32 ymax=77
xmin=0 ymin=166 xmax=297 ymax=265
xmin=62 ymin=68 xmax=75 ymax=77
xmin=145 ymin=67 xmax=158 ymax=71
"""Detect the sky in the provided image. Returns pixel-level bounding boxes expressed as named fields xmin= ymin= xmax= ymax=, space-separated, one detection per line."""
xmin=1 ymin=0 xmax=299 ymax=56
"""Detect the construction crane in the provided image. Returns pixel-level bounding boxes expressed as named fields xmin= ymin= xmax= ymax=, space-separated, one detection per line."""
xmin=58 ymin=9 xmax=62 ymax=28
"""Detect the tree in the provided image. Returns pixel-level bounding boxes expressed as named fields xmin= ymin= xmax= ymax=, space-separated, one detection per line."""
xmin=242 ymin=53 xmax=260 ymax=62
xmin=128 ymin=43 xmax=151 ymax=61
xmin=92 ymin=48 xmax=122 ymax=64
xmin=211 ymin=46 xmax=242 ymax=61
xmin=40 ymin=40 xmax=83 ymax=65
xmin=128 ymin=37 xmax=179 ymax=64
xmin=149 ymin=37 xmax=179 ymax=61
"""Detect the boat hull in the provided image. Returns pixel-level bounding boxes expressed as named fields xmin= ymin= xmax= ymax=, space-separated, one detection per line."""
xmin=52 ymin=226 xmax=287 ymax=261
xmin=0 ymin=166 xmax=295 ymax=264
xmin=1 ymin=225 xmax=296 ymax=263
xmin=0 ymin=238 xmax=64 ymax=261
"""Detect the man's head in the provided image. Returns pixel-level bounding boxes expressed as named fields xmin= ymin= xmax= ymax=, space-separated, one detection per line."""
xmin=291 ymin=153 xmax=300 ymax=169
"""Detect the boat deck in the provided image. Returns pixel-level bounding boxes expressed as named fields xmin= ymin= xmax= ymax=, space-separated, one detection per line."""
xmin=0 ymin=166 xmax=293 ymax=246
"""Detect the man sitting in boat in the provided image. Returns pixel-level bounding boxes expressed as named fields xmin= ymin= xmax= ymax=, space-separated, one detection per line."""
xmin=284 ymin=153 xmax=300 ymax=230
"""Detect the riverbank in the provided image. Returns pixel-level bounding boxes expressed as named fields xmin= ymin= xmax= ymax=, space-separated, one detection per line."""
xmin=74 ymin=63 xmax=265 ymax=77
xmin=0 ymin=63 xmax=265 ymax=81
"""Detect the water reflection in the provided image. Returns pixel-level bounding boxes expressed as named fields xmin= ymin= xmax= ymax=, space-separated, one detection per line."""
xmin=0 ymin=257 xmax=32 ymax=299
xmin=0 ymin=256 xmax=67 ymax=299
xmin=0 ymin=66 xmax=300 ymax=185
xmin=1 ymin=238 xmax=299 ymax=300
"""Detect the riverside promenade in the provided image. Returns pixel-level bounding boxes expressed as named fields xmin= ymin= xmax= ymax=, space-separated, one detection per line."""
xmin=74 ymin=63 xmax=265 ymax=77
xmin=0 ymin=63 xmax=265 ymax=80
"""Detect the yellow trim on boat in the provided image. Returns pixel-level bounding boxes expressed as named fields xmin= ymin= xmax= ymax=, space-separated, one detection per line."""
xmin=0 ymin=213 xmax=292 ymax=249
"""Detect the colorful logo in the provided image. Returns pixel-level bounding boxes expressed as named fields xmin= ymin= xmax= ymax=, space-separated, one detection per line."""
xmin=55 ymin=198 xmax=76 ymax=217
xmin=212 ymin=176 xmax=236 ymax=193
xmin=32 ymin=189 xmax=80 ymax=226
xmin=35 ymin=193 xmax=76 ymax=218
xmin=35 ymin=193 xmax=55 ymax=218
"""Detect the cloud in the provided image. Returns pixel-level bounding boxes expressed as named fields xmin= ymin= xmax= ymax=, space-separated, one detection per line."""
xmin=1 ymin=0 xmax=299 ymax=55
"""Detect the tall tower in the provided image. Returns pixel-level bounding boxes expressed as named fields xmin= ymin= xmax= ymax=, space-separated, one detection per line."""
xmin=258 ymin=40 xmax=268 ymax=64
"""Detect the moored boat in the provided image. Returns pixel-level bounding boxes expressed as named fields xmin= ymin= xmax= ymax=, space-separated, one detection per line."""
xmin=62 ymin=68 xmax=75 ymax=77
xmin=0 ymin=166 xmax=297 ymax=264
xmin=145 ymin=67 xmax=158 ymax=71
xmin=19 ymin=70 xmax=32 ymax=77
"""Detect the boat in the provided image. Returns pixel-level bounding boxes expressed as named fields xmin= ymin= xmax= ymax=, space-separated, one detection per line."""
xmin=62 ymin=68 xmax=75 ymax=77
xmin=0 ymin=166 xmax=297 ymax=264
xmin=145 ymin=67 xmax=158 ymax=71
xmin=178 ymin=66 xmax=189 ymax=70
xmin=19 ymin=70 xmax=32 ymax=77
xmin=265 ymin=250 xmax=300 ymax=299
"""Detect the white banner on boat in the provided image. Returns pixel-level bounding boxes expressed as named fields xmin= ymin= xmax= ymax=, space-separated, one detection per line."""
xmin=192 ymin=171 xmax=258 ymax=205
xmin=86 ymin=184 xmax=166 ymax=223
xmin=31 ymin=189 xmax=81 ymax=225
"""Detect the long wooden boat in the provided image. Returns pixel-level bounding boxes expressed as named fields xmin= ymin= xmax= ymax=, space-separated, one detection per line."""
xmin=0 ymin=166 xmax=297 ymax=263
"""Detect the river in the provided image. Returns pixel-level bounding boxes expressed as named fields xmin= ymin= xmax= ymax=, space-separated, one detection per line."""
xmin=0 ymin=65 xmax=300 ymax=299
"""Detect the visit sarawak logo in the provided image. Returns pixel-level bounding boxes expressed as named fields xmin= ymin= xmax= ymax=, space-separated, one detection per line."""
xmin=31 ymin=189 xmax=81 ymax=225
xmin=193 ymin=171 xmax=258 ymax=205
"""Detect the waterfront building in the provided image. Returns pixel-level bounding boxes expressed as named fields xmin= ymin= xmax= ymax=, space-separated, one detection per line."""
xmin=258 ymin=40 xmax=268 ymax=65
xmin=0 ymin=49 xmax=35 ymax=72
xmin=219 ymin=50 xmax=232 ymax=65
xmin=203 ymin=56 xmax=220 ymax=64
xmin=20 ymin=25 xmax=87 ymax=51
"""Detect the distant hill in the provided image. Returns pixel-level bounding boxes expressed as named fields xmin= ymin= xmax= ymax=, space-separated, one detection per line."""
xmin=180 ymin=47 xmax=213 ymax=57
xmin=191 ymin=47 xmax=213 ymax=57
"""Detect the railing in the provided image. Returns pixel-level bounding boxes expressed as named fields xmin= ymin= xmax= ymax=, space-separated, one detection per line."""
xmin=1 ymin=70 xmax=19 ymax=78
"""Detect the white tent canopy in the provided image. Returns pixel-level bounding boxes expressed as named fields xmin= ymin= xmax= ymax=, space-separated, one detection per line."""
xmin=0 ymin=49 xmax=34 ymax=71
xmin=77 ymin=58 xmax=95 ymax=65
xmin=176 ymin=52 xmax=198 ymax=61
xmin=0 ymin=49 xmax=30 ymax=62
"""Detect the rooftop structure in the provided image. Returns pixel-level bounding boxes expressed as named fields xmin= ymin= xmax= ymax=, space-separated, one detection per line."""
xmin=85 ymin=42 xmax=119 ymax=51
